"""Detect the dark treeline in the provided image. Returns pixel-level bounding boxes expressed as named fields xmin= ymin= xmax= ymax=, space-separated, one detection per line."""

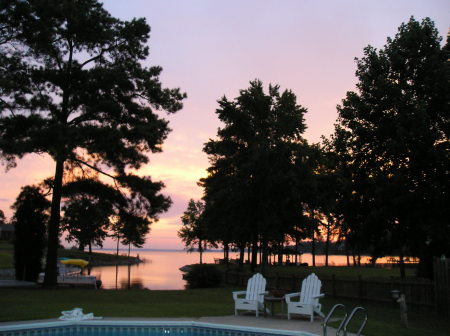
xmin=179 ymin=18 xmax=449 ymax=279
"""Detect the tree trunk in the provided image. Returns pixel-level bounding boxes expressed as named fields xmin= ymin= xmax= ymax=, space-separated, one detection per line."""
xmin=261 ymin=239 xmax=268 ymax=274
xmin=259 ymin=243 xmax=263 ymax=265
xmin=325 ymin=225 xmax=330 ymax=266
xmin=239 ymin=244 xmax=245 ymax=267
xmin=224 ymin=243 xmax=229 ymax=267
xmin=251 ymin=235 xmax=258 ymax=272
xmin=399 ymin=246 xmax=406 ymax=279
xmin=88 ymin=242 xmax=92 ymax=254
xmin=399 ymin=255 xmax=405 ymax=278
xmin=199 ymin=239 xmax=203 ymax=264
xmin=43 ymin=158 xmax=65 ymax=287
xmin=116 ymin=234 xmax=120 ymax=257
xmin=345 ymin=242 xmax=350 ymax=267
xmin=78 ymin=243 xmax=85 ymax=251
xmin=311 ymin=232 xmax=316 ymax=267
xmin=278 ymin=242 xmax=283 ymax=265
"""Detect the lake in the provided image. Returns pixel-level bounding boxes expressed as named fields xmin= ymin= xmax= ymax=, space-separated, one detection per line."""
xmin=88 ymin=250 xmax=383 ymax=290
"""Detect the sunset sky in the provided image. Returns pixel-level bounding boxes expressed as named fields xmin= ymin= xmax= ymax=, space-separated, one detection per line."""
xmin=0 ymin=0 xmax=449 ymax=250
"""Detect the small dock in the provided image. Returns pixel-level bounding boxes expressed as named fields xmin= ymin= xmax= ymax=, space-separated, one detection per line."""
xmin=37 ymin=274 xmax=100 ymax=288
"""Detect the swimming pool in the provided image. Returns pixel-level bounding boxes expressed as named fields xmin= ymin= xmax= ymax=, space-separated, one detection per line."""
xmin=0 ymin=321 xmax=318 ymax=336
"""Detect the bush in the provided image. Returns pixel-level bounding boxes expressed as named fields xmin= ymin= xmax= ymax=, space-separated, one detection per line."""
xmin=12 ymin=186 xmax=49 ymax=281
xmin=183 ymin=264 xmax=222 ymax=289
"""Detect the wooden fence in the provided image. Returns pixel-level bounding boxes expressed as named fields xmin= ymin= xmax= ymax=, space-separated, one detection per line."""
xmin=224 ymin=270 xmax=436 ymax=311
xmin=434 ymin=258 xmax=450 ymax=316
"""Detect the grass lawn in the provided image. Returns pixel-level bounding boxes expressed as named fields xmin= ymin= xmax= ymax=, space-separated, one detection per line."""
xmin=320 ymin=296 xmax=449 ymax=336
xmin=1 ymin=244 xmax=444 ymax=335
xmin=0 ymin=287 xmax=448 ymax=336
xmin=0 ymin=287 xmax=234 ymax=321
xmin=0 ymin=241 xmax=13 ymax=269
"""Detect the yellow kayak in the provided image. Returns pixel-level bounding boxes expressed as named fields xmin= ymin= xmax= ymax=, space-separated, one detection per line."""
xmin=60 ymin=259 xmax=89 ymax=268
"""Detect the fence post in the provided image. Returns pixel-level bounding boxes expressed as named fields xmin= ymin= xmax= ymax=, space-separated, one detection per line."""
xmin=434 ymin=258 xmax=450 ymax=317
xmin=358 ymin=275 xmax=363 ymax=300
xmin=332 ymin=274 xmax=337 ymax=298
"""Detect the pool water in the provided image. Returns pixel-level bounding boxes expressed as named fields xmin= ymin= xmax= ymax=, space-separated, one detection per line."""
xmin=0 ymin=322 xmax=316 ymax=336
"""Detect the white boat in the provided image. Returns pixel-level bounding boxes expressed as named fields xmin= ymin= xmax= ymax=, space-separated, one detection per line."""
xmin=37 ymin=260 xmax=101 ymax=288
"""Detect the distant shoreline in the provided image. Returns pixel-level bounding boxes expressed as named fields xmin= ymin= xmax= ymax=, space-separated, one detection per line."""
xmin=92 ymin=248 xmax=222 ymax=253
xmin=92 ymin=248 xmax=372 ymax=257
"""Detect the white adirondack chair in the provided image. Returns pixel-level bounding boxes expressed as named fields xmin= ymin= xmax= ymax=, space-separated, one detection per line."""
xmin=285 ymin=273 xmax=325 ymax=322
xmin=233 ymin=273 xmax=268 ymax=317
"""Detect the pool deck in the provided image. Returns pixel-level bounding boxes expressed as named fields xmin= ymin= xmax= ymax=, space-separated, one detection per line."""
xmin=0 ymin=315 xmax=353 ymax=336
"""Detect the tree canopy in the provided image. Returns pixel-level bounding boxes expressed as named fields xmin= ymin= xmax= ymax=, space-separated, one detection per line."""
xmin=0 ymin=0 xmax=185 ymax=285
xmin=201 ymin=80 xmax=318 ymax=269
xmin=329 ymin=17 xmax=449 ymax=278
xmin=61 ymin=190 xmax=113 ymax=252
xmin=178 ymin=199 xmax=208 ymax=264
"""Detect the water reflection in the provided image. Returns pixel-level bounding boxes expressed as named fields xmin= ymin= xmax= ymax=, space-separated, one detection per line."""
xmin=89 ymin=250 xmax=402 ymax=290
xmin=89 ymin=250 xmax=213 ymax=290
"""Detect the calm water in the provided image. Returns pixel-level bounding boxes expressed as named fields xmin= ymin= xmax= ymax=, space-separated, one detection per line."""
xmin=87 ymin=250 xmax=384 ymax=290
xmin=89 ymin=250 xmax=223 ymax=290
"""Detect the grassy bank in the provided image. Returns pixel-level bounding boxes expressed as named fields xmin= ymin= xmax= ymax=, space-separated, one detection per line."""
xmin=0 ymin=287 xmax=448 ymax=336
xmin=58 ymin=248 xmax=140 ymax=266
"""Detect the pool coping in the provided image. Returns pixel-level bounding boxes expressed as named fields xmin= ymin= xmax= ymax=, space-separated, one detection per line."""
xmin=0 ymin=319 xmax=319 ymax=336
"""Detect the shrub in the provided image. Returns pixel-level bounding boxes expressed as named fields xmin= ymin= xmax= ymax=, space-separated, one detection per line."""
xmin=12 ymin=186 xmax=49 ymax=281
xmin=183 ymin=264 xmax=222 ymax=289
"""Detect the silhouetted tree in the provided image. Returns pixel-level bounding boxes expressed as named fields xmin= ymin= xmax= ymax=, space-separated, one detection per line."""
xmin=61 ymin=176 xmax=158 ymax=256
xmin=61 ymin=197 xmax=112 ymax=253
xmin=0 ymin=209 xmax=5 ymax=225
xmin=201 ymin=80 xmax=310 ymax=271
xmin=119 ymin=211 xmax=150 ymax=256
xmin=178 ymin=199 xmax=208 ymax=264
xmin=331 ymin=17 xmax=450 ymax=278
xmin=0 ymin=0 xmax=185 ymax=286
xmin=12 ymin=185 xmax=50 ymax=281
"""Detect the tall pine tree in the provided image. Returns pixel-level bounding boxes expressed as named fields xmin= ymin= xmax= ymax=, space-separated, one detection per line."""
xmin=0 ymin=0 xmax=185 ymax=285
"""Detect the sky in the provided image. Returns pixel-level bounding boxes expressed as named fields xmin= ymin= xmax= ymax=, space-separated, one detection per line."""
xmin=0 ymin=0 xmax=449 ymax=250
